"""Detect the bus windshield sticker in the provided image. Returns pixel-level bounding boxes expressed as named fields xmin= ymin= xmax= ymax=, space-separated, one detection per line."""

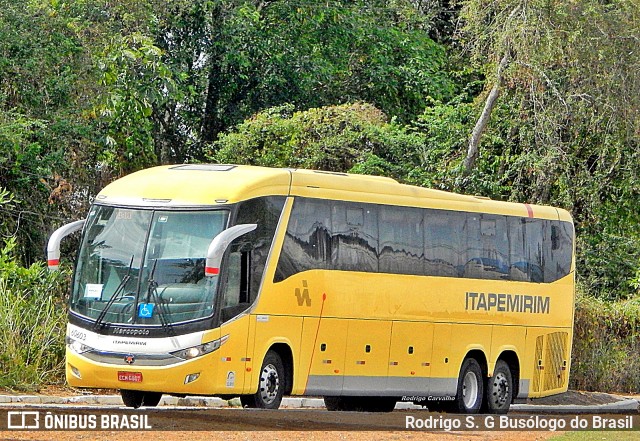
xmin=137 ymin=303 xmax=155 ymax=318
xmin=84 ymin=284 xmax=103 ymax=299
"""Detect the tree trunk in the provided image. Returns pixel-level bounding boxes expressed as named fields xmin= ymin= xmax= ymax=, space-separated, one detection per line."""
xmin=463 ymin=51 xmax=510 ymax=175
xmin=200 ymin=4 xmax=225 ymax=146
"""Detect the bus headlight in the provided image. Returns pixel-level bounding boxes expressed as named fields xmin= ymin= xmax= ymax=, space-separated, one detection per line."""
xmin=170 ymin=334 xmax=229 ymax=360
xmin=65 ymin=336 xmax=94 ymax=354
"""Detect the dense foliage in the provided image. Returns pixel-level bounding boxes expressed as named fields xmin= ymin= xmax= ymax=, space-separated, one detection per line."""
xmin=0 ymin=0 xmax=639 ymax=391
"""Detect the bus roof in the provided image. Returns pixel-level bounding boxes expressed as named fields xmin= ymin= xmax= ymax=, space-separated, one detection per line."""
xmin=96 ymin=164 xmax=572 ymax=222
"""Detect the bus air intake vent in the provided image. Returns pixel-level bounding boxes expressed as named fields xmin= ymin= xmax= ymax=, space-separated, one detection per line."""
xmin=543 ymin=331 xmax=568 ymax=391
xmin=532 ymin=332 xmax=569 ymax=393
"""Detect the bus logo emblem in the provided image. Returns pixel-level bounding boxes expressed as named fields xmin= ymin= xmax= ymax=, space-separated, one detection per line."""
xmin=124 ymin=354 xmax=135 ymax=365
xmin=295 ymin=280 xmax=311 ymax=307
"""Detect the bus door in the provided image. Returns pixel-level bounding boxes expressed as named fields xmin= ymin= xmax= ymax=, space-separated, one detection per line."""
xmin=216 ymin=248 xmax=253 ymax=393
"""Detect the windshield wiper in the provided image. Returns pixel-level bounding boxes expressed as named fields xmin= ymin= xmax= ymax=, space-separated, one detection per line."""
xmin=93 ymin=255 xmax=134 ymax=331
xmin=144 ymin=259 xmax=174 ymax=336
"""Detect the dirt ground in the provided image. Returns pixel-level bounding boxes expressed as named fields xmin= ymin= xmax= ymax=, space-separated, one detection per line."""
xmin=0 ymin=389 xmax=635 ymax=441
xmin=1 ymin=409 xmax=562 ymax=441
xmin=0 ymin=430 xmax=561 ymax=441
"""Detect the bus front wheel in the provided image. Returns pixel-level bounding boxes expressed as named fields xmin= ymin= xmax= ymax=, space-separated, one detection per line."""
xmin=120 ymin=390 xmax=162 ymax=408
xmin=485 ymin=360 xmax=513 ymax=414
xmin=452 ymin=358 xmax=483 ymax=414
xmin=240 ymin=350 xmax=285 ymax=409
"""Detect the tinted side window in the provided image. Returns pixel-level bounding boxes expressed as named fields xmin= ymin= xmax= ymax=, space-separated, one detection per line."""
xmin=544 ymin=220 xmax=574 ymax=282
xmin=274 ymin=197 xmax=574 ymax=284
xmin=462 ymin=215 xmax=510 ymax=280
xmin=232 ymin=196 xmax=285 ymax=301
xmin=524 ymin=218 xmax=545 ymax=282
xmin=379 ymin=206 xmax=424 ymax=275
xmin=274 ymin=198 xmax=331 ymax=282
xmin=331 ymin=202 xmax=378 ymax=272
xmin=424 ymin=210 xmax=462 ymax=277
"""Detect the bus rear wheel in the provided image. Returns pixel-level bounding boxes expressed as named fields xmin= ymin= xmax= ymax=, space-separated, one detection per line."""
xmin=120 ymin=390 xmax=162 ymax=408
xmin=451 ymin=358 xmax=483 ymax=414
xmin=485 ymin=360 xmax=513 ymax=414
xmin=240 ymin=350 xmax=285 ymax=409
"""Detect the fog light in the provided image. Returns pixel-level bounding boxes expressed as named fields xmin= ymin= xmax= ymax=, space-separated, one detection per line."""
xmin=70 ymin=365 xmax=82 ymax=379
xmin=184 ymin=373 xmax=200 ymax=384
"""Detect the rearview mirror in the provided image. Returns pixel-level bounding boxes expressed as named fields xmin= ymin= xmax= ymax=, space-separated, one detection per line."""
xmin=205 ymin=223 xmax=257 ymax=277
xmin=47 ymin=219 xmax=85 ymax=271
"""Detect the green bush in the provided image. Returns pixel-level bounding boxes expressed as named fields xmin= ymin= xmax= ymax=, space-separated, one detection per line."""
xmin=0 ymin=237 xmax=69 ymax=390
xmin=571 ymin=289 xmax=640 ymax=393
xmin=209 ymin=102 xmax=428 ymax=182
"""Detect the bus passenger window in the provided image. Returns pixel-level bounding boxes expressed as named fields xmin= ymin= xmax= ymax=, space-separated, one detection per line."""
xmin=331 ymin=202 xmax=378 ymax=273
xmin=379 ymin=206 xmax=424 ymax=275
xmin=424 ymin=210 xmax=462 ymax=277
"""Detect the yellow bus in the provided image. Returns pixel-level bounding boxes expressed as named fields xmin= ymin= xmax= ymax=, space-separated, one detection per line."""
xmin=49 ymin=164 xmax=575 ymax=414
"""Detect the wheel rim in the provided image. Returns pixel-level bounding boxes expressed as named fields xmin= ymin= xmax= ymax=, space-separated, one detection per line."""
xmin=462 ymin=370 xmax=479 ymax=409
xmin=259 ymin=363 xmax=280 ymax=405
xmin=490 ymin=372 xmax=510 ymax=407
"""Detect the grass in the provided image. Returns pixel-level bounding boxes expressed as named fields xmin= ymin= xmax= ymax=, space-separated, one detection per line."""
xmin=0 ymin=238 xmax=69 ymax=390
xmin=570 ymin=290 xmax=640 ymax=393
xmin=550 ymin=431 xmax=640 ymax=441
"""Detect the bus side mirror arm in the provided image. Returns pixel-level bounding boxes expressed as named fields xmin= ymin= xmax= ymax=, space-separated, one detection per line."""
xmin=47 ymin=219 xmax=86 ymax=271
xmin=205 ymin=223 xmax=257 ymax=277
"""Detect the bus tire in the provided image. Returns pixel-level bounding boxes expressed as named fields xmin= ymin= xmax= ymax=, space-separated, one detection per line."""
xmin=452 ymin=358 xmax=483 ymax=414
xmin=485 ymin=360 xmax=513 ymax=414
xmin=240 ymin=350 xmax=285 ymax=409
xmin=120 ymin=390 xmax=162 ymax=408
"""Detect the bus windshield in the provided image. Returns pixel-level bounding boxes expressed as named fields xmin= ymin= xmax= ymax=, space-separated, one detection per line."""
xmin=71 ymin=205 xmax=228 ymax=326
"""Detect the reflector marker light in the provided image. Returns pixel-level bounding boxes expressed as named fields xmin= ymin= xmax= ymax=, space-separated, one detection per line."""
xmin=205 ymin=267 xmax=220 ymax=275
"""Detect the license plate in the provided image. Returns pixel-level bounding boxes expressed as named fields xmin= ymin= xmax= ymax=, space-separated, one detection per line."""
xmin=118 ymin=371 xmax=143 ymax=382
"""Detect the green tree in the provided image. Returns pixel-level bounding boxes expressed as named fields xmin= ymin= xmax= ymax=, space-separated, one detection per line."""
xmin=151 ymin=0 xmax=454 ymax=159
xmin=96 ymin=33 xmax=176 ymax=174
xmin=0 ymin=0 xmax=100 ymax=263
xmin=452 ymin=0 xmax=640 ymax=299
